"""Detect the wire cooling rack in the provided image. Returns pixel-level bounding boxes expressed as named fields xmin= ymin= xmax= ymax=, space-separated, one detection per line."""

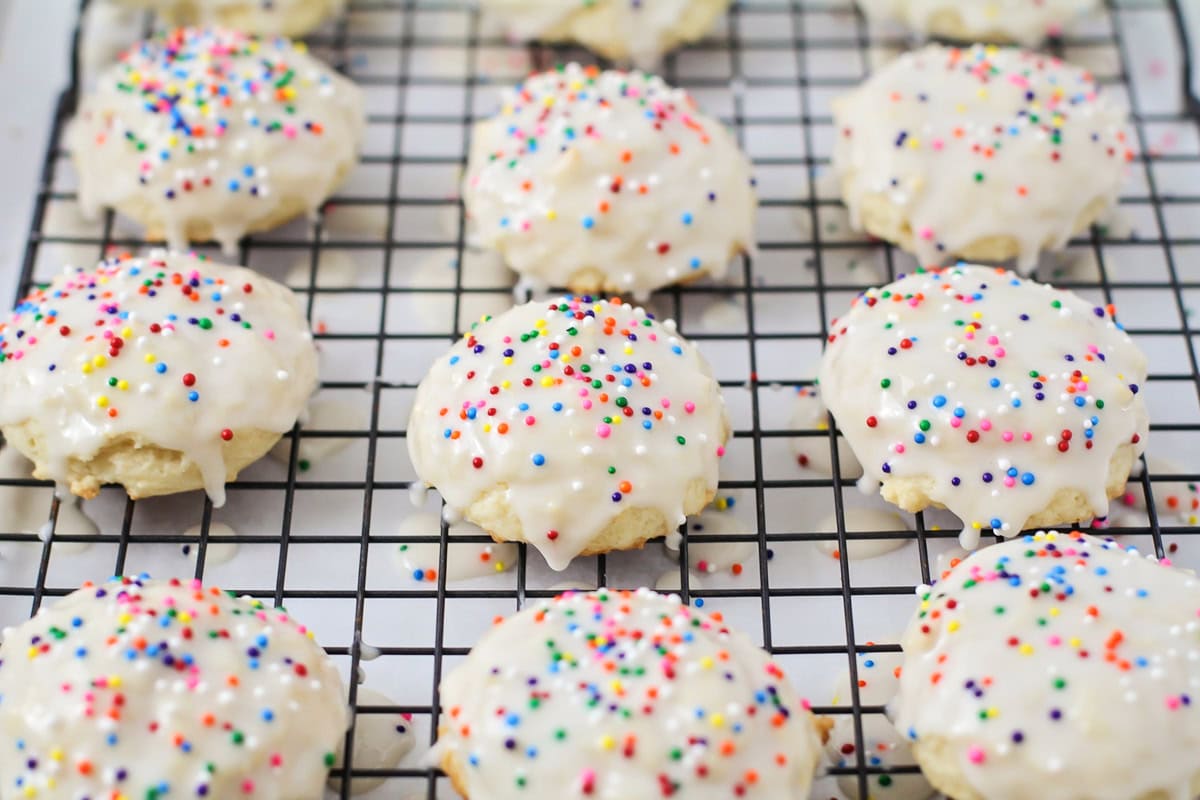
xmin=3 ymin=1 xmax=1200 ymax=798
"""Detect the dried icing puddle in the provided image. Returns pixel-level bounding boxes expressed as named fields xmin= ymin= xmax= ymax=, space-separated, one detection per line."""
xmin=181 ymin=521 xmax=239 ymax=566
xmin=666 ymin=495 xmax=755 ymax=577
xmin=791 ymin=387 xmax=862 ymax=480
xmin=815 ymin=508 xmax=910 ymax=561
xmin=394 ymin=512 xmax=517 ymax=583
xmin=0 ymin=448 xmax=97 ymax=553
xmin=328 ymin=687 xmax=416 ymax=795
xmin=826 ymin=650 xmax=933 ymax=800
xmin=269 ymin=393 xmax=367 ymax=472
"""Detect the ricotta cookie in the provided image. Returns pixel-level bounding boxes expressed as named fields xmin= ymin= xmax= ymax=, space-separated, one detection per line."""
xmin=481 ymin=0 xmax=731 ymax=67
xmin=818 ymin=265 xmax=1148 ymax=548
xmin=856 ymin=0 xmax=1098 ymax=46
xmin=69 ymin=26 xmax=364 ymax=254
xmin=465 ymin=63 xmax=757 ymax=298
xmin=116 ymin=0 xmax=345 ymax=37
xmin=832 ymin=44 xmax=1131 ymax=271
xmin=0 ymin=251 xmax=318 ymax=507
xmin=406 ymin=296 xmax=729 ymax=570
xmin=0 ymin=575 xmax=348 ymax=800
xmin=894 ymin=531 xmax=1200 ymax=800
xmin=434 ymin=588 xmax=823 ymax=799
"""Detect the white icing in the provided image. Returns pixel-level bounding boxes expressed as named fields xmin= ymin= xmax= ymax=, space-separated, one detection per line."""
xmin=182 ymin=520 xmax=239 ymax=566
xmin=895 ymin=531 xmax=1200 ymax=800
xmin=818 ymin=265 xmax=1148 ymax=547
xmin=68 ymin=27 xmax=364 ymax=254
xmin=827 ymin=650 xmax=933 ymax=800
xmin=0 ymin=251 xmax=319 ymax=507
xmin=790 ymin=386 xmax=863 ymax=480
xmin=815 ymin=508 xmax=910 ymax=561
xmin=857 ymin=0 xmax=1097 ymax=46
xmin=394 ymin=512 xmax=518 ymax=583
xmin=832 ymin=44 xmax=1131 ymax=271
xmin=269 ymin=393 xmax=367 ymax=471
xmin=407 ymin=297 xmax=729 ymax=570
xmin=0 ymin=448 xmax=98 ymax=555
xmin=480 ymin=0 xmax=730 ymax=67
xmin=434 ymin=588 xmax=822 ymax=798
xmin=117 ymin=0 xmax=345 ymax=36
xmin=0 ymin=576 xmax=348 ymax=799
xmin=666 ymin=499 xmax=756 ymax=574
xmin=465 ymin=64 xmax=756 ymax=296
xmin=328 ymin=687 xmax=416 ymax=794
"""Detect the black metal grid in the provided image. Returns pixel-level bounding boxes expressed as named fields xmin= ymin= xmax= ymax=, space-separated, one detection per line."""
xmin=3 ymin=1 xmax=1200 ymax=798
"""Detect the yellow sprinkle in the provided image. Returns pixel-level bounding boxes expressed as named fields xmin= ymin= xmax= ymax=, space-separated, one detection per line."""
xmin=494 ymin=562 xmax=505 ymax=572
xmin=118 ymin=613 xmax=132 ymax=625
xmin=178 ymin=612 xmax=192 ymax=623
xmin=535 ymin=319 xmax=547 ymax=329
xmin=117 ymin=380 xmax=129 ymax=391
xmin=81 ymin=363 xmax=93 ymax=375
xmin=545 ymin=210 xmax=557 ymax=221
xmin=503 ymin=357 xmax=513 ymax=366
xmin=624 ymin=345 xmax=633 ymax=355
xmin=972 ymin=311 xmax=983 ymax=319
xmin=570 ymin=80 xmax=584 ymax=91
xmin=971 ymin=521 xmax=983 ymax=530
xmin=108 ymin=675 xmax=122 ymax=688
xmin=541 ymin=377 xmax=554 ymax=387
xmin=26 ymin=646 xmax=38 ymax=659
xmin=907 ymin=137 xmax=921 ymax=149
xmin=543 ymin=96 xmax=556 ymax=107
xmin=700 ymin=656 xmax=714 ymax=669
xmin=49 ymin=748 xmax=64 ymax=762
xmin=986 ymin=706 xmax=999 ymax=718
xmin=1019 ymin=644 xmax=1034 ymax=656
xmin=144 ymin=353 xmax=156 ymax=363
xmin=294 ymin=41 xmax=308 ymax=53
xmin=1049 ymin=607 xmax=1060 ymax=617
xmin=121 ymin=327 xmax=133 ymax=338
xmin=501 ymin=380 xmax=511 ymax=389
xmin=600 ymin=735 xmax=615 ymax=750
xmin=96 ymin=396 xmax=109 ymax=408
xmin=610 ymin=680 xmax=623 ymax=694
xmin=22 ymin=787 xmax=35 ymax=798
xmin=306 ymin=630 xmax=316 ymax=639
xmin=955 ymin=103 xmax=968 ymax=114
xmin=483 ymin=423 xmax=492 ymax=433
xmin=92 ymin=355 xmax=107 ymax=367
xmin=167 ymin=134 xmax=179 ymax=147
xmin=1069 ymin=637 xmax=1082 ymax=648
xmin=947 ymin=620 xmax=960 ymax=633
xmin=711 ymin=713 xmax=725 ymax=728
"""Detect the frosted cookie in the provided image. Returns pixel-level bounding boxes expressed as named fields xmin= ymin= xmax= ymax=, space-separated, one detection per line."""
xmin=464 ymin=63 xmax=756 ymax=298
xmin=0 ymin=575 xmax=348 ymax=799
xmin=407 ymin=296 xmax=729 ymax=570
xmin=818 ymin=265 xmax=1148 ymax=548
xmin=894 ymin=531 xmax=1200 ymax=800
xmin=856 ymin=0 xmax=1097 ymax=46
xmin=0 ymin=251 xmax=318 ymax=506
xmin=832 ymin=44 xmax=1131 ymax=271
xmin=827 ymin=650 xmax=933 ymax=800
xmin=434 ymin=588 xmax=823 ymax=799
xmin=118 ymin=0 xmax=344 ymax=37
xmin=69 ymin=26 xmax=364 ymax=255
xmin=481 ymin=0 xmax=731 ymax=67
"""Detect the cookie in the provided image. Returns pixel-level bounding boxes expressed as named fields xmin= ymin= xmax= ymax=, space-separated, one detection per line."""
xmin=117 ymin=0 xmax=345 ymax=37
xmin=481 ymin=0 xmax=730 ymax=67
xmin=434 ymin=588 xmax=823 ymax=799
xmin=464 ymin=63 xmax=756 ymax=298
xmin=894 ymin=531 xmax=1200 ymax=800
xmin=855 ymin=0 xmax=1097 ymax=46
xmin=818 ymin=265 xmax=1148 ymax=548
xmin=69 ymin=26 xmax=364 ymax=254
xmin=832 ymin=44 xmax=1131 ymax=271
xmin=0 ymin=575 xmax=348 ymax=799
xmin=0 ymin=251 xmax=319 ymax=507
xmin=406 ymin=296 xmax=729 ymax=570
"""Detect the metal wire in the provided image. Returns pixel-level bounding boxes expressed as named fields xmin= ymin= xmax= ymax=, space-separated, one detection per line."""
xmin=3 ymin=1 xmax=1199 ymax=797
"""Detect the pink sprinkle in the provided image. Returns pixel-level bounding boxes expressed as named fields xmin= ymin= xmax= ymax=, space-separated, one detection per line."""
xmin=931 ymin=138 xmax=944 ymax=151
xmin=524 ymin=416 xmax=536 ymax=426
xmin=980 ymin=419 xmax=992 ymax=432
xmin=270 ymin=754 xmax=283 ymax=767
xmin=918 ymin=227 xmax=934 ymax=240
xmin=1167 ymin=696 xmax=1182 ymax=710
xmin=581 ymin=400 xmax=593 ymax=410
xmin=242 ymin=780 xmax=255 ymax=794
xmin=580 ymin=768 xmax=596 ymax=795
xmin=684 ymin=401 xmax=696 ymax=414
xmin=264 ymin=330 xmax=275 ymax=340
xmin=1004 ymin=477 xmax=1015 ymax=487
xmin=189 ymin=578 xmax=202 ymax=589
xmin=987 ymin=335 xmax=999 ymax=346
xmin=994 ymin=347 xmax=1006 ymax=358
xmin=895 ymin=444 xmax=906 ymax=454
xmin=1047 ymin=635 xmax=1062 ymax=646
xmin=1023 ymin=432 xmax=1033 ymax=441
xmin=967 ymin=747 xmax=986 ymax=765
xmin=1002 ymin=431 xmax=1014 ymax=442
xmin=661 ymin=399 xmax=671 ymax=409
xmin=283 ymin=125 xmax=297 ymax=139
xmin=596 ymin=424 xmax=611 ymax=438
xmin=950 ymin=417 xmax=962 ymax=428
xmin=716 ymin=446 xmax=725 ymax=457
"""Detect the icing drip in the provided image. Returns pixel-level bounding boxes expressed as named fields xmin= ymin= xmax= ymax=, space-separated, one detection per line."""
xmin=68 ymin=26 xmax=364 ymax=254
xmin=827 ymin=650 xmax=933 ymax=800
xmin=818 ymin=265 xmax=1148 ymax=545
xmin=856 ymin=0 xmax=1098 ymax=46
xmin=434 ymin=588 xmax=823 ymax=799
xmin=832 ymin=44 xmax=1132 ymax=271
xmin=407 ymin=296 xmax=729 ymax=570
xmin=0 ymin=576 xmax=348 ymax=799
xmin=0 ymin=251 xmax=319 ymax=506
xmin=465 ymin=63 xmax=756 ymax=296
xmin=328 ymin=687 xmax=416 ymax=795
xmin=895 ymin=531 xmax=1200 ymax=800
